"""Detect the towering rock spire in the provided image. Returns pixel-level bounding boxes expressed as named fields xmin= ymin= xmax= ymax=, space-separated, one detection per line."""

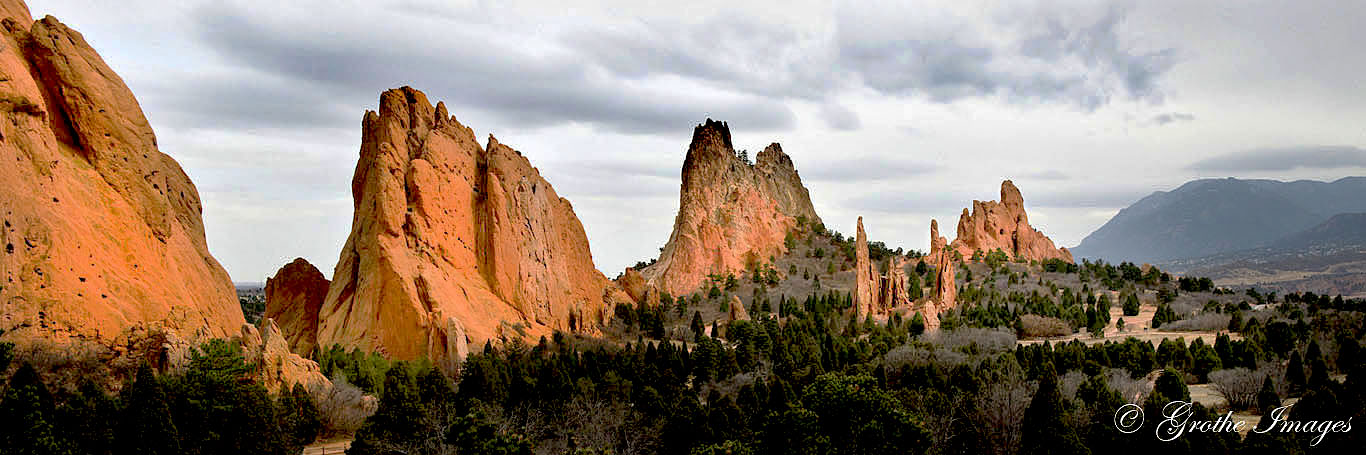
xmin=315 ymin=87 xmax=628 ymax=371
xmin=853 ymin=217 xmax=880 ymax=316
xmin=1 ymin=1 xmax=242 ymax=349
xmin=925 ymin=219 xmax=954 ymax=330
xmin=642 ymin=119 xmax=821 ymax=296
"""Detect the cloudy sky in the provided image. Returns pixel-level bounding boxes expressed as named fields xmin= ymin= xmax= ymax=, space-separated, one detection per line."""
xmin=28 ymin=0 xmax=1366 ymax=282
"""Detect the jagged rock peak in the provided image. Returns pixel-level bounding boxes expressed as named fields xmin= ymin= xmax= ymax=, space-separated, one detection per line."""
xmin=950 ymin=179 xmax=1073 ymax=263
xmin=692 ymin=118 xmax=733 ymax=151
xmin=642 ymin=119 xmax=823 ymax=296
xmin=317 ymin=86 xmax=628 ymax=370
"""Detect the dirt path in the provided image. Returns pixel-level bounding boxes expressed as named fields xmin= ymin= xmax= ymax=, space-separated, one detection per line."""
xmin=303 ymin=437 xmax=353 ymax=455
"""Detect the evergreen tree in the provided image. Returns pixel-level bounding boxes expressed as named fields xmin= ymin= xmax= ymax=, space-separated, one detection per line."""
xmin=0 ymin=363 xmax=73 ymax=455
xmin=1020 ymin=364 xmax=1089 ymax=455
xmin=116 ymin=364 xmax=181 ymax=455
xmin=1285 ymin=351 xmax=1307 ymax=396
xmin=909 ymin=312 xmax=926 ymax=337
xmin=278 ymin=383 xmax=322 ymax=454
xmin=350 ymin=365 xmax=424 ymax=455
xmin=60 ymin=379 xmax=118 ymax=455
xmin=1153 ymin=368 xmax=1190 ymax=402
xmin=1256 ymin=376 xmax=1280 ymax=415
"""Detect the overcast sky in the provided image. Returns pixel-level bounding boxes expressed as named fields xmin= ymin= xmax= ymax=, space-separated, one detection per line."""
xmin=28 ymin=0 xmax=1366 ymax=283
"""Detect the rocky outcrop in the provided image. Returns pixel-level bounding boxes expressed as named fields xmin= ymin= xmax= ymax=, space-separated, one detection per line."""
xmin=0 ymin=1 xmax=243 ymax=350
xmin=317 ymin=87 xmax=624 ymax=371
xmin=728 ymin=295 xmax=749 ymax=322
xmin=930 ymin=219 xmax=957 ymax=312
xmin=950 ymin=180 xmax=1073 ymax=263
xmin=853 ymin=217 xmax=880 ymax=316
xmin=642 ymin=119 xmax=821 ymax=297
xmin=240 ymin=319 xmax=330 ymax=393
xmin=881 ymin=259 xmax=911 ymax=309
xmin=265 ymin=258 xmax=329 ymax=357
xmin=852 ymin=217 xmax=911 ymax=317
xmin=617 ymin=268 xmax=650 ymax=303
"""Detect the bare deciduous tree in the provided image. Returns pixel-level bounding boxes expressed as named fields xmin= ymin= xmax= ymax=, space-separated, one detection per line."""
xmin=973 ymin=376 xmax=1036 ymax=455
xmin=1209 ymin=368 xmax=1261 ymax=410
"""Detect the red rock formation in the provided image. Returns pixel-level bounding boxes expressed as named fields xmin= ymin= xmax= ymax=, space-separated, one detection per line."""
xmin=617 ymin=267 xmax=650 ymax=303
xmin=852 ymin=217 xmax=912 ymax=317
xmin=929 ymin=219 xmax=956 ymax=319
xmin=265 ymin=258 xmax=330 ymax=356
xmin=852 ymin=217 xmax=880 ymax=316
xmin=880 ymin=258 xmax=911 ymax=309
xmin=728 ymin=295 xmax=750 ymax=322
xmin=643 ymin=119 xmax=821 ymax=296
xmin=950 ymin=180 xmax=1073 ymax=263
xmin=240 ymin=318 xmax=331 ymax=393
xmin=317 ymin=87 xmax=625 ymax=371
xmin=0 ymin=1 xmax=242 ymax=350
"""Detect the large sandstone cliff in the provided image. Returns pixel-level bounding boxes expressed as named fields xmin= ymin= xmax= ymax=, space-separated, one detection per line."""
xmin=642 ymin=119 xmax=821 ymax=297
xmin=951 ymin=180 xmax=1073 ymax=263
xmin=0 ymin=1 xmax=243 ymax=349
xmin=316 ymin=87 xmax=623 ymax=371
xmin=265 ymin=258 xmax=330 ymax=357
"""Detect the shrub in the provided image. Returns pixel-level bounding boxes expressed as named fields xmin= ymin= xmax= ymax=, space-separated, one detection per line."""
xmin=1018 ymin=315 xmax=1071 ymax=338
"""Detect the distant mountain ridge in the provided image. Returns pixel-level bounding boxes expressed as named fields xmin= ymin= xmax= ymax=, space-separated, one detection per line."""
xmin=1071 ymin=177 xmax=1366 ymax=264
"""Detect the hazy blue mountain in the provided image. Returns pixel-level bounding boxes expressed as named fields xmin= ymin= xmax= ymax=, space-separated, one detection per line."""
xmin=1071 ymin=177 xmax=1366 ymax=264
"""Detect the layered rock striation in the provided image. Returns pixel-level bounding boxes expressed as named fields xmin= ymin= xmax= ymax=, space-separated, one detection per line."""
xmin=950 ymin=180 xmax=1073 ymax=263
xmin=316 ymin=87 xmax=624 ymax=371
xmin=643 ymin=119 xmax=821 ymax=297
xmin=0 ymin=1 xmax=242 ymax=349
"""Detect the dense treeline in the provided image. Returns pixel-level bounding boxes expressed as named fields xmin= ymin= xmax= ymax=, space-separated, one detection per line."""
xmin=342 ymin=285 xmax=1366 ymax=455
xmin=0 ymin=336 xmax=320 ymax=455
xmin=3 ymin=265 xmax=1365 ymax=454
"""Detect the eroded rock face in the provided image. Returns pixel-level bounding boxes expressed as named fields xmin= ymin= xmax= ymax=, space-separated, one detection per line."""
xmin=881 ymin=259 xmax=911 ymax=309
xmin=643 ymin=119 xmax=821 ymax=297
xmin=728 ymin=295 xmax=749 ymax=322
xmin=317 ymin=87 xmax=621 ymax=371
xmin=930 ymin=219 xmax=956 ymax=316
xmin=240 ymin=319 xmax=331 ymax=393
xmin=853 ymin=217 xmax=880 ymax=316
xmin=852 ymin=217 xmax=911 ymax=317
xmin=0 ymin=2 xmax=242 ymax=350
xmin=265 ymin=258 xmax=329 ymax=357
xmin=951 ymin=180 xmax=1073 ymax=263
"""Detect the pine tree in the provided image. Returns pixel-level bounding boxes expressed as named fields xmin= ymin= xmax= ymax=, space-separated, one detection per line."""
xmin=116 ymin=364 xmax=180 ymax=455
xmin=1020 ymin=364 xmax=1090 ymax=455
xmin=278 ymin=383 xmax=322 ymax=454
xmin=60 ymin=379 xmax=117 ymax=455
xmin=909 ymin=312 xmax=926 ymax=337
xmin=1256 ymin=376 xmax=1280 ymax=415
xmin=1285 ymin=351 xmax=1307 ymax=396
xmin=0 ymin=363 xmax=73 ymax=455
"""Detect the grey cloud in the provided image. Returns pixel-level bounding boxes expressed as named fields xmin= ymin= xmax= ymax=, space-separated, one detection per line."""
xmin=1026 ymin=187 xmax=1151 ymax=208
xmin=819 ymin=103 xmax=861 ymax=131
xmin=843 ymin=184 xmax=1147 ymax=217
xmin=835 ymin=2 xmax=1177 ymax=110
xmin=191 ymin=4 xmax=795 ymax=135
xmin=1188 ymin=146 xmax=1366 ymax=171
xmin=138 ymin=70 xmax=357 ymax=131
xmin=1022 ymin=170 xmax=1070 ymax=181
xmin=1149 ymin=112 xmax=1195 ymax=126
xmin=804 ymin=158 xmax=938 ymax=182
